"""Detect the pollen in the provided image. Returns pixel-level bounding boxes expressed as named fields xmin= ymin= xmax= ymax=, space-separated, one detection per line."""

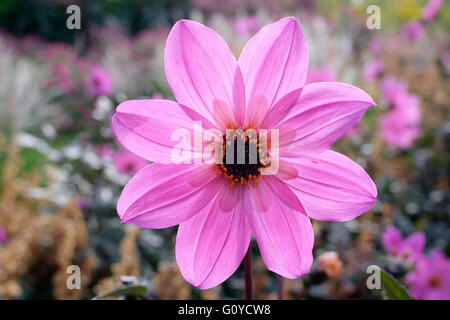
xmin=216 ymin=129 xmax=270 ymax=188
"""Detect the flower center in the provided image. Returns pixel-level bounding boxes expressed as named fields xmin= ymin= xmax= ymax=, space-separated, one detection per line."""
xmin=428 ymin=275 xmax=441 ymax=288
xmin=216 ymin=129 xmax=270 ymax=188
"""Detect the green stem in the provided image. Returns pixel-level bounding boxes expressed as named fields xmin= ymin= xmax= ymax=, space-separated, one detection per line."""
xmin=277 ymin=275 xmax=284 ymax=300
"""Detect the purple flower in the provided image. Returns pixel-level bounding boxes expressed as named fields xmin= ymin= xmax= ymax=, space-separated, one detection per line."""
xmin=86 ymin=65 xmax=113 ymax=97
xmin=401 ymin=21 xmax=425 ymax=41
xmin=422 ymin=0 xmax=443 ymax=22
xmin=382 ymin=225 xmax=425 ymax=264
xmin=78 ymin=198 xmax=92 ymax=211
xmin=406 ymin=250 xmax=450 ymax=300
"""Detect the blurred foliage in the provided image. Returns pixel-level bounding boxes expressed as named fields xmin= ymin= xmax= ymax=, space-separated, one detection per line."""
xmin=0 ymin=0 xmax=190 ymax=42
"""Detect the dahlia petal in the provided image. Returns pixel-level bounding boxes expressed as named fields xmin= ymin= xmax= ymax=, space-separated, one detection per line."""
xmin=282 ymin=150 xmax=377 ymax=221
xmin=176 ymin=186 xmax=251 ymax=289
xmin=260 ymin=88 xmax=303 ymax=129
xmin=118 ymin=164 xmax=223 ymax=228
xmin=246 ymin=177 xmax=313 ymax=278
xmin=239 ymin=17 xmax=308 ymax=124
xmin=112 ymin=99 xmax=214 ymax=163
xmin=165 ymin=19 xmax=245 ymax=128
xmin=275 ymin=82 xmax=376 ymax=157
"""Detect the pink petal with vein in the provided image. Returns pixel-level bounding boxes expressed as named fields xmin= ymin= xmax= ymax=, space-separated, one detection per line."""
xmin=176 ymin=186 xmax=251 ymax=289
xmin=282 ymin=150 xmax=377 ymax=221
xmin=118 ymin=164 xmax=224 ymax=228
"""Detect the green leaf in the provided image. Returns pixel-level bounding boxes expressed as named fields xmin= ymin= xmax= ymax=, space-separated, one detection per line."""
xmin=92 ymin=284 xmax=148 ymax=300
xmin=380 ymin=270 xmax=414 ymax=300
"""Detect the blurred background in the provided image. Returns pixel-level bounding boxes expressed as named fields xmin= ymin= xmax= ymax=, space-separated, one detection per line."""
xmin=0 ymin=0 xmax=448 ymax=300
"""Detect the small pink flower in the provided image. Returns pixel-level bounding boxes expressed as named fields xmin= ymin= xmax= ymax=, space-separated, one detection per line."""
xmin=112 ymin=18 xmax=377 ymax=289
xmin=113 ymin=150 xmax=148 ymax=175
xmin=234 ymin=15 xmax=261 ymax=37
xmin=381 ymin=76 xmax=408 ymax=104
xmin=422 ymin=0 xmax=443 ymax=22
xmin=380 ymin=111 xmax=421 ymax=148
xmin=305 ymin=66 xmax=337 ymax=84
xmin=98 ymin=144 xmax=115 ymax=159
xmin=406 ymin=250 xmax=450 ymax=300
xmin=86 ymin=65 xmax=113 ymax=97
xmin=0 ymin=225 xmax=7 ymax=245
xmin=382 ymin=225 xmax=404 ymax=254
xmin=401 ymin=21 xmax=425 ymax=41
xmin=379 ymin=78 xmax=421 ymax=149
xmin=363 ymin=60 xmax=384 ymax=82
xmin=98 ymin=144 xmax=148 ymax=175
xmin=382 ymin=226 xmax=425 ymax=264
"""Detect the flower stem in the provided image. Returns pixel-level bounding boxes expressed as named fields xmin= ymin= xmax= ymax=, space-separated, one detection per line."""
xmin=244 ymin=246 xmax=253 ymax=300
xmin=277 ymin=275 xmax=284 ymax=300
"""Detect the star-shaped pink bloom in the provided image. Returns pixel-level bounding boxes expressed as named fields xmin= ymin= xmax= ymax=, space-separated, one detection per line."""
xmin=406 ymin=250 xmax=450 ymax=300
xmin=112 ymin=17 xmax=377 ymax=289
xmin=382 ymin=225 xmax=425 ymax=264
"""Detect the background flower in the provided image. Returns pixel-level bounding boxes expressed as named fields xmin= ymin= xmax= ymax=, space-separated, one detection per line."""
xmin=422 ymin=0 xmax=443 ymax=22
xmin=86 ymin=65 xmax=114 ymax=97
xmin=406 ymin=250 xmax=450 ymax=300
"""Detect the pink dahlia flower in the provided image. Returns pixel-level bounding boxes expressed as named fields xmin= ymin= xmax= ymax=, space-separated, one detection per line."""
xmin=112 ymin=18 xmax=377 ymax=289
xmin=382 ymin=225 xmax=425 ymax=264
xmin=406 ymin=250 xmax=450 ymax=300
